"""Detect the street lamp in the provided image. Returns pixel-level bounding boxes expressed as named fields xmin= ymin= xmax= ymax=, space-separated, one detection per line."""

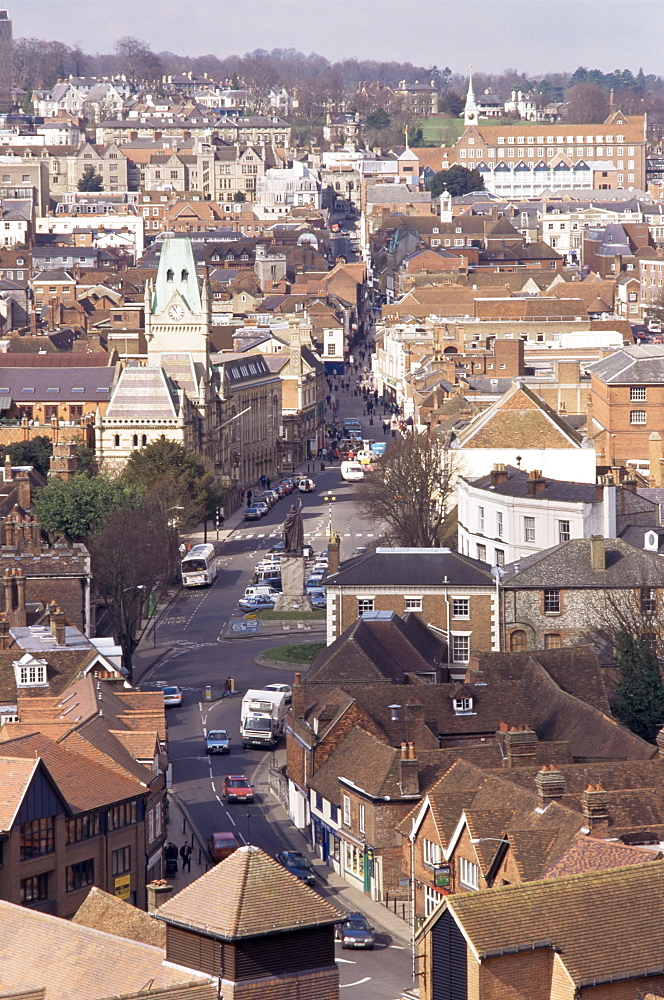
xmin=322 ymin=494 xmax=337 ymax=538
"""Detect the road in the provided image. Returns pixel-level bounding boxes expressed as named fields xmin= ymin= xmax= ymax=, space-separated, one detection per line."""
xmin=139 ymin=388 xmax=411 ymax=999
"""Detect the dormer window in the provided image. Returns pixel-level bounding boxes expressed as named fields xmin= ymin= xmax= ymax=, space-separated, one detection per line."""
xmin=14 ymin=654 xmax=48 ymax=688
xmin=453 ymin=697 xmax=473 ymax=713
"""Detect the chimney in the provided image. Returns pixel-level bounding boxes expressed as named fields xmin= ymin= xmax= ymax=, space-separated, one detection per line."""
xmin=50 ymin=606 xmax=66 ymax=646
xmin=623 ymin=474 xmax=637 ymax=494
xmin=3 ymin=454 xmax=11 ymax=483
xmin=327 ymin=532 xmax=340 ymax=576
xmin=399 ymin=743 xmax=419 ymax=796
xmin=292 ymin=671 xmax=304 ymax=718
xmin=14 ymin=569 xmax=26 ymax=627
xmin=581 ymin=782 xmax=609 ymax=832
xmin=603 ymin=479 xmax=617 ymax=537
xmin=590 ymin=535 xmax=605 ymax=571
xmin=503 ymin=726 xmax=539 ymax=767
xmin=16 ymin=471 xmax=31 ymax=511
xmin=146 ymin=879 xmax=175 ymax=912
xmin=535 ymin=764 xmax=566 ymax=806
xmin=526 ymin=470 xmax=546 ymax=496
xmin=0 ymin=617 xmax=10 ymax=650
xmin=490 ymin=463 xmax=508 ymax=487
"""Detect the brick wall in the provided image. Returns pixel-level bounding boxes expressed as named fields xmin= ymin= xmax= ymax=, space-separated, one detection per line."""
xmin=223 ymin=966 xmax=339 ymax=1000
xmin=0 ymin=543 xmax=91 ymax=630
xmin=286 ymin=701 xmax=385 ymax=792
xmin=590 ymin=373 xmax=664 ymax=463
xmin=476 ymin=949 xmax=555 ymax=1000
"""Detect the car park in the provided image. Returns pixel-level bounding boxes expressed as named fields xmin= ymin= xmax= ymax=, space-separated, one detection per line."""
xmin=238 ymin=596 xmax=275 ymax=611
xmin=336 ymin=912 xmax=375 ymax=949
xmin=208 ymin=830 xmax=240 ymax=862
xmin=221 ymin=774 xmax=254 ymax=803
xmin=206 ymin=729 xmax=231 ymax=754
xmin=163 ymin=686 xmax=183 ymax=707
xmin=263 ymin=682 xmax=292 ymax=704
xmin=275 ymin=850 xmax=315 ymax=886
xmin=244 ymin=506 xmax=263 ymax=520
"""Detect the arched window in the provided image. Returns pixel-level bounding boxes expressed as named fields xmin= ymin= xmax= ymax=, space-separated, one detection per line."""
xmin=181 ymin=268 xmax=188 ymax=281
xmin=510 ymin=630 xmax=528 ymax=652
xmin=166 ymin=268 xmax=174 ymax=282
xmin=141 ymin=434 xmax=147 ymax=446
xmin=114 ymin=434 xmax=120 ymax=447
xmin=132 ymin=434 xmax=138 ymax=447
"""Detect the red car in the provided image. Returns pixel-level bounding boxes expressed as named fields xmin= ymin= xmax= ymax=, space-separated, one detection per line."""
xmin=208 ymin=830 xmax=240 ymax=862
xmin=221 ymin=775 xmax=255 ymax=803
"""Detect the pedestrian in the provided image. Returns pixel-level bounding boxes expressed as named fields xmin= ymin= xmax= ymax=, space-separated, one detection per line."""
xmin=239 ymin=487 xmax=245 ymax=503
xmin=180 ymin=842 xmax=192 ymax=872
xmin=247 ymin=489 xmax=253 ymax=506
xmin=223 ymin=676 xmax=232 ymax=698
xmin=266 ymin=477 xmax=271 ymax=489
xmin=165 ymin=841 xmax=178 ymax=862
xmin=383 ymin=421 xmax=389 ymax=435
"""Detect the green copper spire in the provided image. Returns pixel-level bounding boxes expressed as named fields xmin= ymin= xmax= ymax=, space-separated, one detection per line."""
xmin=152 ymin=237 xmax=202 ymax=315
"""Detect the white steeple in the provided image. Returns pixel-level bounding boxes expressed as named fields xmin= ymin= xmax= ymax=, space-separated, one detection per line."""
xmin=464 ymin=65 xmax=478 ymax=127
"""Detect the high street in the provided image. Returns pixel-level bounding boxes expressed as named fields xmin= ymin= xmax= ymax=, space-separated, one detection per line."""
xmin=136 ymin=383 xmax=413 ymax=1000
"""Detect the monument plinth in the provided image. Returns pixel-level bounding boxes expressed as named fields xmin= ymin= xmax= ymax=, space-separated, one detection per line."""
xmin=273 ymin=501 xmax=307 ymax=612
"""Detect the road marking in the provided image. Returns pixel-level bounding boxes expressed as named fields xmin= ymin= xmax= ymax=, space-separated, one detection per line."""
xmin=389 ymin=944 xmax=406 ymax=949
xmin=340 ymin=978 xmax=370 ymax=988
xmin=237 ymin=831 xmax=246 ymax=845
xmin=226 ymin=811 xmax=236 ymax=827
xmin=335 ymin=958 xmax=356 ymax=964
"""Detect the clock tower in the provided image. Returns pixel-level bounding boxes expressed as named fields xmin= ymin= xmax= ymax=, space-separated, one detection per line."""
xmin=144 ymin=236 xmax=210 ymax=369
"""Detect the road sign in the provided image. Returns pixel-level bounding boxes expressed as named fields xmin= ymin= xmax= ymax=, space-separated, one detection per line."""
xmin=230 ymin=621 xmax=260 ymax=634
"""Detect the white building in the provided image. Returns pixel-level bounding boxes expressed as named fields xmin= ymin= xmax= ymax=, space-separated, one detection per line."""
xmin=457 ymin=465 xmax=657 ymax=565
xmin=254 ymin=159 xmax=321 ymax=217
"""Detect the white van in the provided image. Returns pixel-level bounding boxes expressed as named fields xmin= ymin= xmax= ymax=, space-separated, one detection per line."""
xmin=341 ymin=460 xmax=365 ymax=482
xmin=244 ymin=585 xmax=280 ymax=600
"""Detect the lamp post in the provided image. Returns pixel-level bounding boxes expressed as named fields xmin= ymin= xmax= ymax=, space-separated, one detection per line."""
xmin=322 ymin=493 xmax=337 ymax=539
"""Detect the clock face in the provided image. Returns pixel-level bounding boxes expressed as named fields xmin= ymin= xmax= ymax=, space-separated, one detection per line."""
xmin=168 ymin=303 xmax=184 ymax=320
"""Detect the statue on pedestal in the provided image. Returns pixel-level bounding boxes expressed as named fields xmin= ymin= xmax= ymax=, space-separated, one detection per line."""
xmin=282 ymin=501 xmax=304 ymax=553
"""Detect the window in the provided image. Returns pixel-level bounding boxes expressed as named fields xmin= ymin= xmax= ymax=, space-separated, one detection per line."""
xmin=453 ymin=697 xmax=473 ymax=713
xmin=452 ymin=598 xmax=469 ymax=618
xmin=20 ymin=873 xmax=49 ymax=904
xmin=343 ymin=794 xmax=351 ymax=827
xmin=496 ymin=511 xmax=503 ymax=538
xmin=423 ymin=838 xmax=442 ymax=867
xmin=359 ymin=804 xmax=365 ymax=835
xmin=630 ymin=386 xmax=647 ymax=401
xmin=544 ymin=589 xmax=561 ymax=614
xmin=330 ymin=803 xmax=338 ymax=824
xmin=641 ymin=588 xmax=657 ymax=614
xmin=70 ymin=405 xmax=83 ymax=419
xmin=476 ymin=544 xmax=486 ymax=561
xmin=315 ymin=792 xmax=323 ymax=812
xmin=510 ymin=630 xmax=527 ymax=651
xmin=558 ymin=520 xmax=570 ymax=543
xmin=345 ymin=842 xmax=364 ymax=878
xmin=630 ymin=410 xmax=646 ymax=424
xmin=20 ymin=817 xmax=55 ymax=859
xmin=425 ymin=884 xmax=443 ymax=917
xmin=459 ymin=857 xmax=479 ymax=890
xmin=66 ymin=859 xmax=94 ymax=892
xmin=17 ymin=661 xmax=47 ymax=686
xmin=495 ymin=549 xmax=505 ymax=567
xmin=524 ymin=517 xmax=535 ymax=543
xmin=544 ymin=633 xmax=562 ymax=649
xmin=405 ymin=596 xmax=422 ymax=612
xmin=107 ymin=800 xmax=137 ymax=831
xmin=452 ymin=635 xmax=470 ymax=663
xmin=111 ymin=846 xmax=131 ymax=876
xmin=66 ymin=813 xmax=100 ymax=844
xmin=357 ymin=598 xmax=374 ymax=614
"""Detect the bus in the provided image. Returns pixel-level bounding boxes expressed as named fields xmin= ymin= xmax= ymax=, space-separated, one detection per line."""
xmin=181 ymin=543 xmax=218 ymax=587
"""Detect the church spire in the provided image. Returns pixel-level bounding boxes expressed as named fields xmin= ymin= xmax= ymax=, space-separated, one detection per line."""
xmin=464 ymin=65 xmax=478 ymax=126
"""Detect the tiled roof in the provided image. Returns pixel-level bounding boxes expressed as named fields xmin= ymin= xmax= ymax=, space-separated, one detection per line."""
xmin=155 ymin=846 xmax=342 ymax=940
xmin=0 ymin=366 xmax=115 ymax=402
xmin=454 ymin=383 xmax=584 ymax=450
xmin=442 ymin=860 xmax=664 ymax=986
xmin=0 ymin=648 xmax=99 ymax=705
xmin=544 ymin=834 xmax=662 ymax=878
xmin=0 ymin=898 xmax=211 ymax=1000
xmin=0 ymin=757 xmax=40 ymax=829
xmin=72 ymin=886 xmax=166 ymax=947
xmin=104 ymin=366 xmax=180 ymax=422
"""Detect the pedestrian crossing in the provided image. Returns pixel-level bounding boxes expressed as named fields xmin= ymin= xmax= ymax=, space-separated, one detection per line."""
xmin=239 ymin=531 xmax=376 ymax=540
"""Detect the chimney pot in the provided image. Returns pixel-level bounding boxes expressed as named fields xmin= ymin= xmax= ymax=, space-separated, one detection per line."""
xmin=590 ymin=535 xmax=606 ymax=571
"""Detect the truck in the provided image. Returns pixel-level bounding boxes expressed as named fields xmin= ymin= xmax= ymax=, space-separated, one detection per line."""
xmin=240 ymin=689 xmax=287 ymax=749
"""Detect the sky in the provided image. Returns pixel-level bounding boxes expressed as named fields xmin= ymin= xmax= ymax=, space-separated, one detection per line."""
xmin=10 ymin=0 xmax=664 ymax=76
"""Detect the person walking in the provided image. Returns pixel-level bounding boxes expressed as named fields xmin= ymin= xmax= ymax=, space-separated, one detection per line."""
xmin=246 ymin=489 xmax=253 ymax=506
xmin=223 ymin=676 xmax=232 ymax=698
xmin=180 ymin=842 xmax=192 ymax=872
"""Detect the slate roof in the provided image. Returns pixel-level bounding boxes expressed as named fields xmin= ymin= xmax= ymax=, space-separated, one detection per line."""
xmin=0 ymin=366 xmax=115 ymax=403
xmin=326 ymin=547 xmax=494 ymax=588
xmin=104 ymin=366 xmax=180 ymax=422
xmin=155 ymin=845 xmax=342 ymax=940
xmin=466 ymin=465 xmax=598 ymax=502
xmin=439 ymin=861 xmax=664 ymax=987
xmin=0 ymin=898 xmax=210 ymax=1000
xmin=502 ymin=536 xmax=664 ymax=589
xmin=586 ymin=345 xmax=664 ymax=384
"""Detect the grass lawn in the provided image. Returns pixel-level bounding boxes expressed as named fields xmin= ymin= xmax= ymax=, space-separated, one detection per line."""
xmin=417 ymin=115 xmax=529 ymax=146
xmin=252 ymin=609 xmax=326 ymax=621
xmin=262 ymin=642 xmax=326 ymax=664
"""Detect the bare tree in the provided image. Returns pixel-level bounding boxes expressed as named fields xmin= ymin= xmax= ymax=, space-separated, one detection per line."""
xmin=355 ymin=431 xmax=461 ymax=547
xmin=564 ymin=82 xmax=610 ymax=123
xmin=114 ymin=35 xmax=162 ymax=84
xmin=88 ymin=504 xmax=174 ymax=680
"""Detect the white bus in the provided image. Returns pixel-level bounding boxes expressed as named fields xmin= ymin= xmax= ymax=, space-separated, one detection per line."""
xmin=181 ymin=543 xmax=218 ymax=587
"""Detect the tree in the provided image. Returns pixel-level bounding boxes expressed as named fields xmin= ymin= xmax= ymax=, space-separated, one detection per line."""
xmin=564 ymin=82 xmax=610 ymax=123
xmin=2 ymin=435 xmax=53 ymax=476
xmin=439 ymin=91 xmax=464 ymax=116
xmin=429 ymin=165 xmax=485 ymax=198
xmin=114 ymin=35 xmax=163 ymax=84
xmin=611 ymin=631 xmax=664 ymax=741
xmin=122 ymin=439 xmax=224 ymax=529
xmin=366 ymin=109 xmax=391 ymax=129
xmin=77 ymin=165 xmax=103 ymax=192
xmin=234 ymin=191 xmax=246 ymax=203
xmin=355 ymin=432 xmax=461 ymax=547
xmin=89 ymin=504 xmax=174 ymax=679
xmin=33 ymin=474 xmax=139 ymax=540
xmin=408 ymin=124 xmax=424 ymax=146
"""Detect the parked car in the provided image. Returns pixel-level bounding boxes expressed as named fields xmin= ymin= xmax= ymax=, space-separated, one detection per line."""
xmin=238 ymin=596 xmax=275 ymax=611
xmin=244 ymin=506 xmax=263 ymax=521
xmin=309 ymin=594 xmax=327 ymax=609
xmin=206 ymin=729 xmax=230 ymax=754
xmin=253 ymin=500 xmax=269 ymax=514
xmin=208 ymin=830 xmax=240 ymax=862
xmin=163 ymin=686 xmax=182 ymax=707
xmin=263 ymin=682 xmax=292 ymax=704
xmin=221 ymin=775 xmax=254 ymax=803
xmin=336 ymin=913 xmax=375 ymax=949
xmin=298 ymin=477 xmax=315 ymax=492
xmin=275 ymin=850 xmax=315 ymax=886
xmin=353 ymin=546 xmax=368 ymax=558
xmin=259 ymin=576 xmax=283 ymax=592
xmin=306 ymin=574 xmax=325 ymax=590
xmin=243 ymin=585 xmax=280 ymax=600
xmin=269 ymin=541 xmax=285 ymax=554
